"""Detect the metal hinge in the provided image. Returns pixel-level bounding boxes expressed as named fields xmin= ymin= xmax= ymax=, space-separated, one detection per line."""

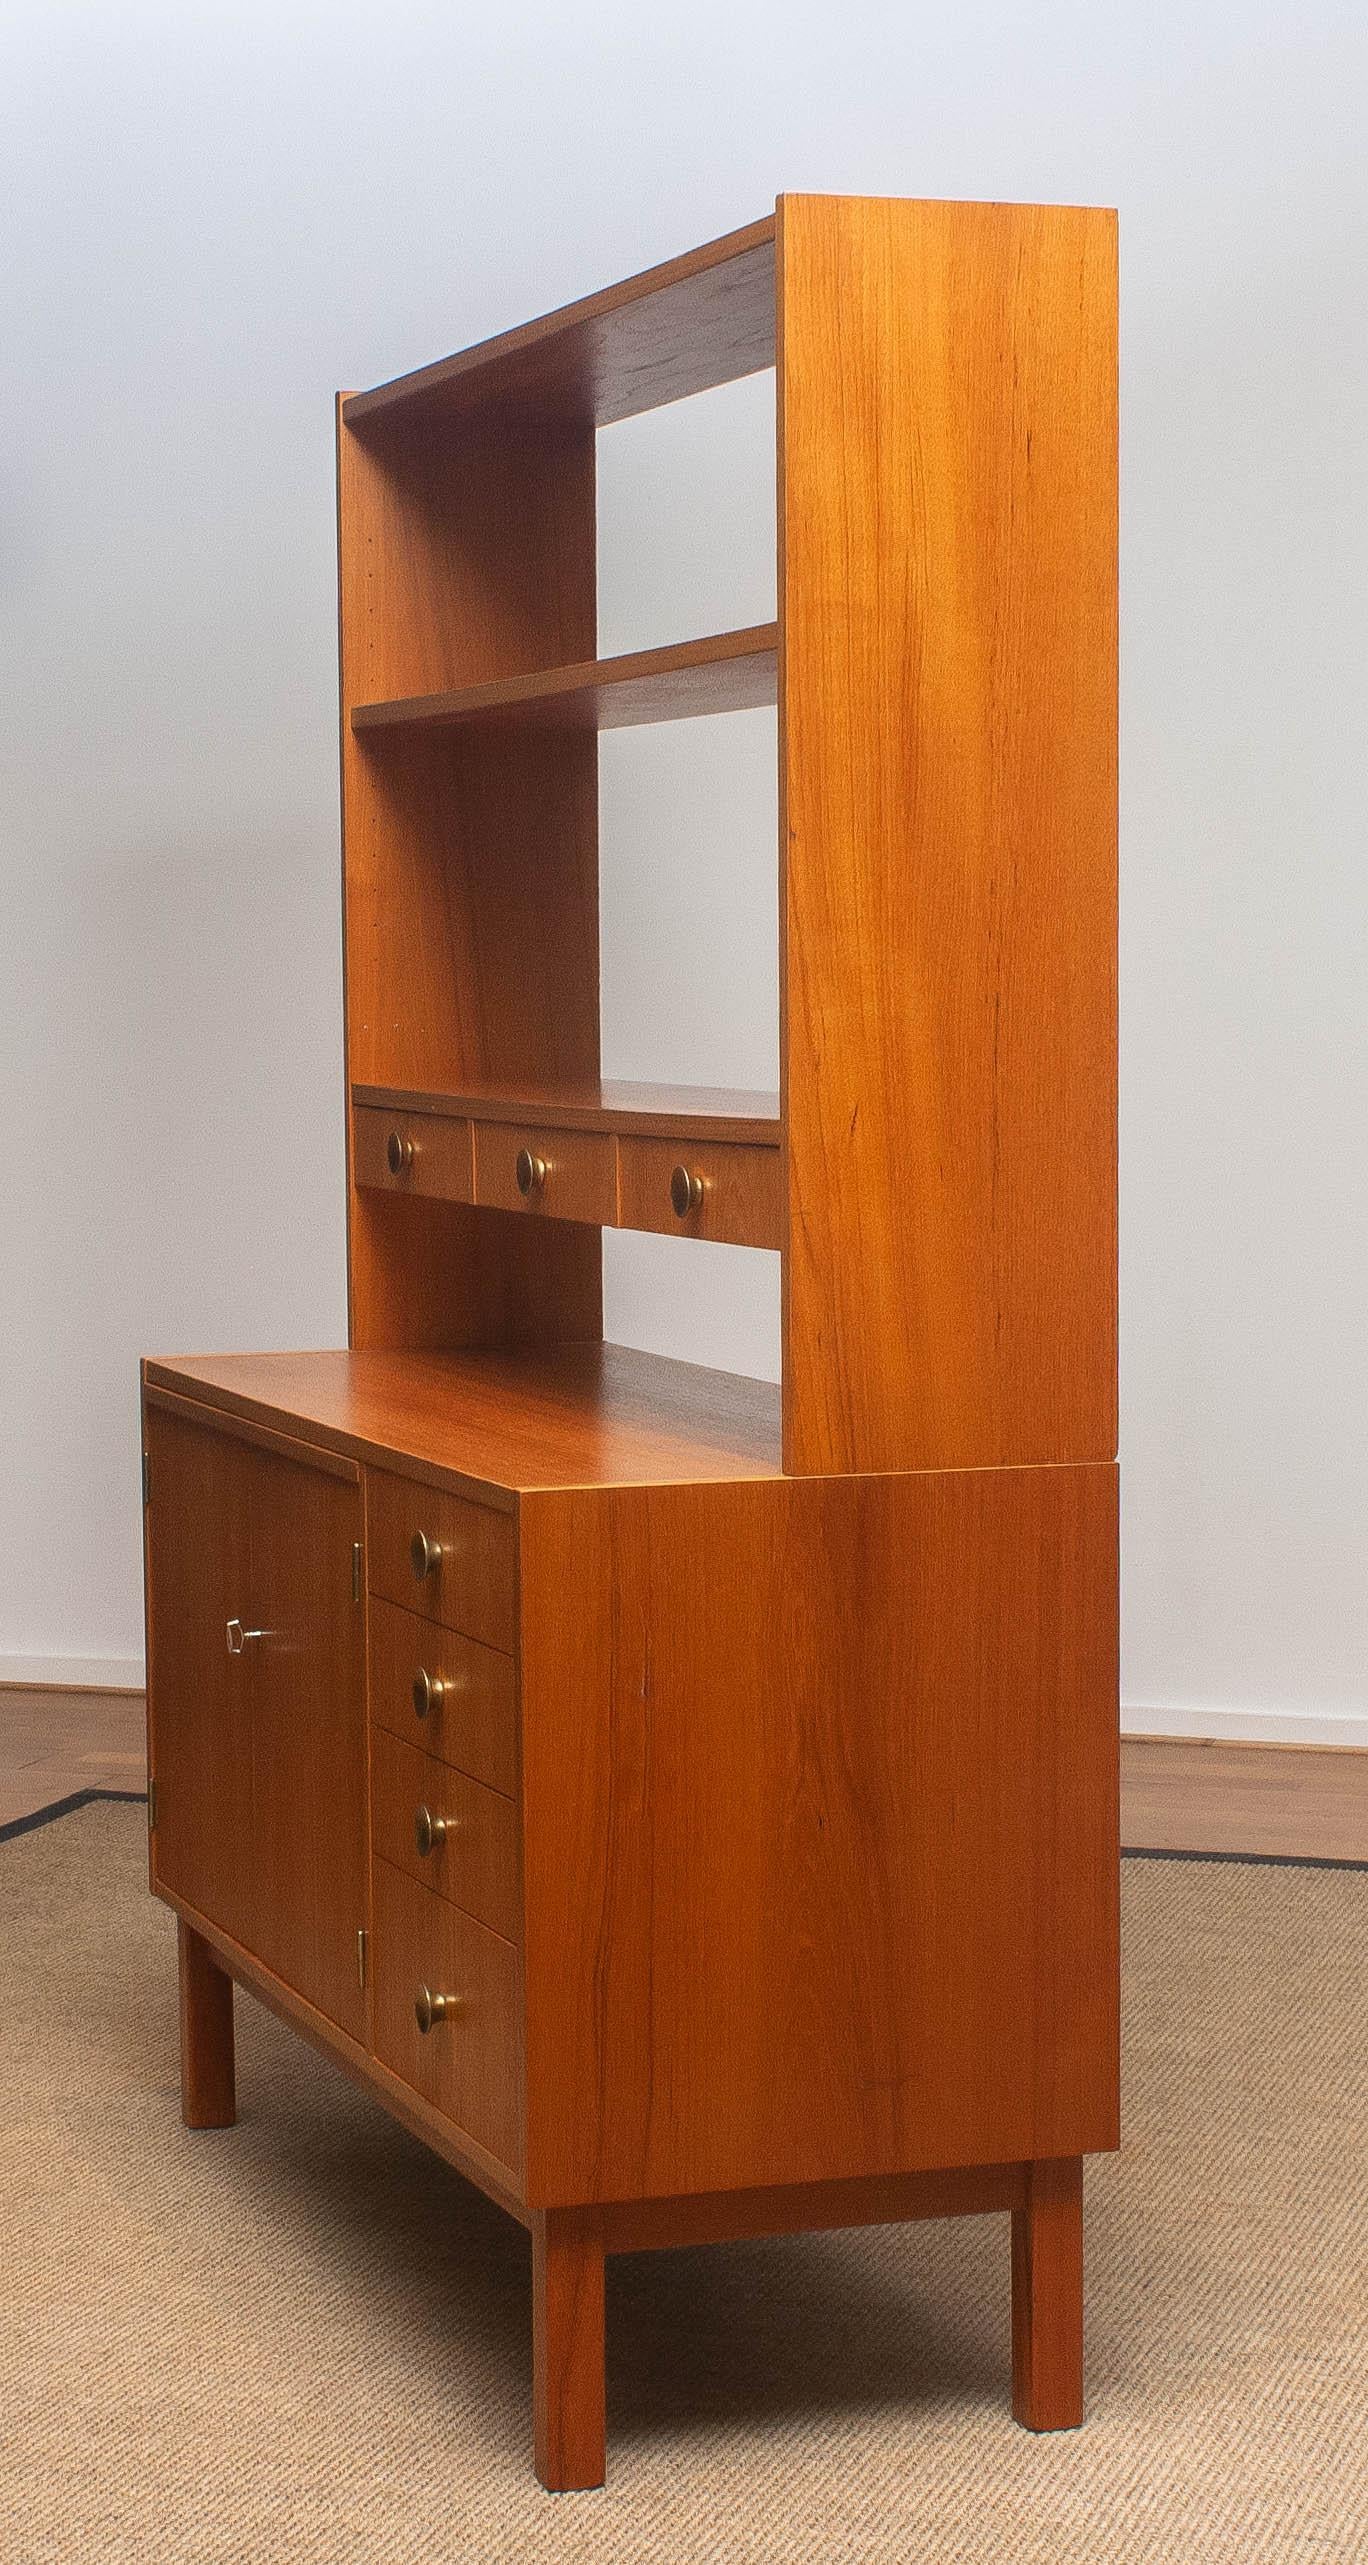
xmin=352 ymin=1541 xmax=363 ymax=1604
xmin=356 ymin=1926 xmax=368 ymax=1990
xmin=147 ymin=1778 xmax=158 ymax=1833
xmin=142 ymin=1450 xmax=151 ymax=1507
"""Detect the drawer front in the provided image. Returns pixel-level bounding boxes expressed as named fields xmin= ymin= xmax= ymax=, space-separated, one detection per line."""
xmin=366 ymin=1469 xmax=515 ymax=1652
xmin=472 ymin=1121 xmax=616 ymax=1226
xmin=353 ymin=1105 xmax=474 ymax=1204
xmin=368 ymin=1595 xmax=518 ymax=1795
xmin=372 ymin=1726 xmax=520 ymax=1942
xmin=617 ymin=1135 xmax=782 ymax=1250
xmin=372 ymin=1856 xmax=522 ymax=2177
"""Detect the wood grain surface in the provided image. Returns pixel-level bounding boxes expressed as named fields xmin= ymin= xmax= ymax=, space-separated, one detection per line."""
xmin=145 ymin=1401 xmax=368 ymax=2042
xmin=144 ymin=1347 xmax=784 ymax=1497
xmin=779 ymin=194 xmax=1117 ymax=1475
xmin=352 ymin=1079 xmax=780 ymax=1147
xmin=472 ymin=1123 xmax=618 ymax=1226
xmin=352 ymin=1105 xmax=475 ymax=1204
xmin=368 ymin=1594 xmax=519 ymax=1796
xmin=343 ymin=217 xmax=775 ymax=431
xmin=616 ymin=1134 xmax=782 ymax=1249
xmin=1012 ymin=2155 xmax=1085 ymax=2430
xmin=370 ymin=1726 xmax=520 ymax=1943
xmin=365 ymin=1465 xmax=515 ymax=1649
xmin=351 ymin=624 xmax=777 ymax=734
xmin=518 ymin=1459 xmax=1118 ymax=2204
xmin=177 ymin=1919 xmax=236 ymax=2130
xmin=531 ymin=2208 xmax=606 ymax=2491
xmin=370 ymin=1855 xmax=523 ymax=2177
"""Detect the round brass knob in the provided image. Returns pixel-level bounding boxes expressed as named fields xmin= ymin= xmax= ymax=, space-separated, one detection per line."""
xmin=670 ymin=1164 xmax=704 ymax=1219
xmin=414 ymin=1984 xmax=459 ymax=2035
xmin=414 ymin=1803 xmax=452 ymax=1857
xmin=411 ymin=1666 xmax=446 ymax=1720
xmin=515 ymin=1147 xmax=547 ymax=1197
xmin=410 ymin=1529 xmax=442 ymax=1582
xmin=386 ymin=1129 xmax=414 ymax=1176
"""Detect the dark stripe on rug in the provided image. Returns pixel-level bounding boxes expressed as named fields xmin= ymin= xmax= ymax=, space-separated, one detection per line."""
xmin=1124 ymin=1843 xmax=1368 ymax=1875
xmin=0 ymin=1789 xmax=147 ymax=1845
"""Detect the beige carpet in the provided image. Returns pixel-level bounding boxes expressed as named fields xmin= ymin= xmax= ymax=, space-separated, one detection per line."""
xmin=3 ymin=1804 xmax=1366 ymax=2564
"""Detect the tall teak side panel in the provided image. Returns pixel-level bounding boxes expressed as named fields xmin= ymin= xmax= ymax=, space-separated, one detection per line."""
xmin=778 ymin=196 xmax=1118 ymax=1475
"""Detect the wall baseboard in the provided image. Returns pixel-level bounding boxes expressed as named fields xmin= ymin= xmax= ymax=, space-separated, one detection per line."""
xmin=1123 ymin=1703 xmax=1368 ymax=1751
xmin=0 ymin=1656 xmax=145 ymax=1696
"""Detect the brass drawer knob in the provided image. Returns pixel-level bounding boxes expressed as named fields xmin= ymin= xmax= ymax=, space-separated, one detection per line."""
xmin=411 ymin=1666 xmax=446 ymax=1720
xmin=515 ymin=1147 xmax=547 ymax=1197
xmin=414 ymin=1803 xmax=452 ymax=1857
xmin=386 ymin=1129 xmax=414 ymax=1175
xmin=670 ymin=1164 xmax=704 ymax=1219
xmin=410 ymin=1529 xmax=442 ymax=1582
xmin=414 ymin=1984 xmax=460 ymax=2035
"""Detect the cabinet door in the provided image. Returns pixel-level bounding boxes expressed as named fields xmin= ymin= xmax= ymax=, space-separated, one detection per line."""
xmin=245 ymin=1440 xmax=367 ymax=2040
xmin=145 ymin=1401 xmax=368 ymax=2041
xmin=145 ymin=1405 xmax=255 ymax=1947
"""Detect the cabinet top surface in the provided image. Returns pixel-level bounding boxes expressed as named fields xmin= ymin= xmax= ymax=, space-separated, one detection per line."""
xmin=143 ymin=1346 xmax=783 ymax=1505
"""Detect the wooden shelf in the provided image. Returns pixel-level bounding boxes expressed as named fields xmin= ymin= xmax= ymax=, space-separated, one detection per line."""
xmin=342 ymin=218 xmax=775 ymax=433
xmin=351 ymin=627 xmax=778 ymax=739
xmin=144 ymin=1347 xmax=783 ymax=1503
xmin=352 ymin=1081 xmax=780 ymax=1149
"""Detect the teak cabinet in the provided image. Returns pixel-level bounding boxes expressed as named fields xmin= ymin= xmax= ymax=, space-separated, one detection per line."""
xmin=141 ymin=195 xmax=1119 ymax=2492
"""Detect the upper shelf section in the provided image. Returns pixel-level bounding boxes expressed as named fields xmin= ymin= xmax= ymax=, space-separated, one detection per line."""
xmin=342 ymin=218 xmax=775 ymax=434
xmin=351 ymin=626 xmax=778 ymax=739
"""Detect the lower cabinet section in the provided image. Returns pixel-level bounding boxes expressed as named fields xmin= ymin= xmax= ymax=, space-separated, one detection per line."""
xmin=371 ymin=1855 xmax=524 ymax=2180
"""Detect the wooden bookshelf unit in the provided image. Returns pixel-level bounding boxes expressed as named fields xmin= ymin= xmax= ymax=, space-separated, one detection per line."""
xmin=141 ymin=195 xmax=1118 ymax=2492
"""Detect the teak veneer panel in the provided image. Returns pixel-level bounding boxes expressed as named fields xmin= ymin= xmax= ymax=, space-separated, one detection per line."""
xmin=143 ymin=1347 xmax=784 ymax=1497
xmin=368 ymin=1594 xmax=518 ymax=1797
xmin=617 ymin=1134 xmax=782 ymax=1250
xmin=778 ymin=194 xmax=1118 ymax=1475
xmin=518 ymin=1459 xmax=1119 ymax=2205
xmin=366 ymin=1465 xmax=515 ymax=1650
xmin=343 ymin=217 xmax=776 ymax=431
xmin=371 ymin=1728 xmax=521 ymax=1945
xmin=351 ymin=625 xmax=778 ymax=735
xmin=354 ymin=1080 xmax=780 ymax=1148
xmin=367 ymin=1858 xmax=524 ymax=2179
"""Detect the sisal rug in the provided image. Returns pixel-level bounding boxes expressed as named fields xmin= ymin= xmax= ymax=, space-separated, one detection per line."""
xmin=3 ymin=1802 xmax=1366 ymax=2564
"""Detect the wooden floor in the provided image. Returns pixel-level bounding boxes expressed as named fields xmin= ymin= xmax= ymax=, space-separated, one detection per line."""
xmin=0 ymin=1689 xmax=147 ymax=1829
xmin=0 ymin=1691 xmax=1365 ymax=1861
xmin=1120 ymin=1736 xmax=1368 ymax=1864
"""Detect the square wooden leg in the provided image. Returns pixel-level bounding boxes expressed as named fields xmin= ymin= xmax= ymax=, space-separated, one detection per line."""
xmin=177 ymin=1919 xmax=236 ymax=2129
xmin=532 ymin=2208 xmax=606 ymax=2491
xmin=1011 ymin=2154 xmax=1084 ymax=2430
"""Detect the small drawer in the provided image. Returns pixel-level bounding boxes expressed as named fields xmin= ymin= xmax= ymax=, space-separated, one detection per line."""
xmin=617 ymin=1135 xmax=782 ymax=1250
xmin=372 ymin=1726 xmax=520 ymax=1942
xmin=367 ymin=1470 xmax=515 ymax=1653
xmin=369 ymin=1596 xmax=517 ymax=1795
xmin=372 ymin=1856 xmax=523 ymax=2177
xmin=472 ymin=1121 xmax=617 ymax=1226
xmin=353 ymin=1105 xmax=475 ymax=1204
xmin=351 ymin=1102 xmax=474 ymax=1200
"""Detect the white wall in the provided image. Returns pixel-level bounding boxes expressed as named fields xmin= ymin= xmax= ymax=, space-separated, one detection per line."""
xmin=2 ymin=0 xmax=1365 ymax=1739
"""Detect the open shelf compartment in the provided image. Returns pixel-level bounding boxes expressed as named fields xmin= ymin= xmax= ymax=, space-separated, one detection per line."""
xmin=342 ymin=217 xmax=776 ymax=433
